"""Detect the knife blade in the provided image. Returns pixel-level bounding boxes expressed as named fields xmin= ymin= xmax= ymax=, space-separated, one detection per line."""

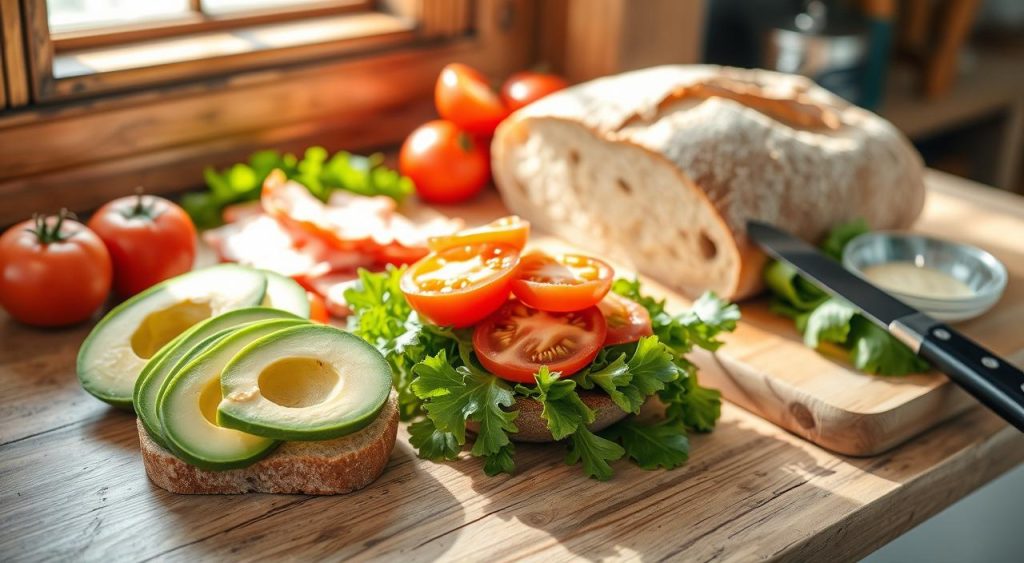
xmin=747 ymin=220 xmax=1024 ymax=432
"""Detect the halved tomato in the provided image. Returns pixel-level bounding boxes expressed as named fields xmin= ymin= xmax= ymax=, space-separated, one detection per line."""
xmin=510 ymin=252 xmax=614 ymax=312
xmin=401 ymin=243 xmax=520 ymax=328
xmin=598 ymin=292 xmax=654 ymax=345
xmin=473 ymin=300 xmax=607 ymax=383
xmin=427 ymin=216 xmax=530 ymax=252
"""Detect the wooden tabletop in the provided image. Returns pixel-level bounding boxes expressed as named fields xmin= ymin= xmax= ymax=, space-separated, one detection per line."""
xmin=2 ymin=170 xmax=1023 ymax=562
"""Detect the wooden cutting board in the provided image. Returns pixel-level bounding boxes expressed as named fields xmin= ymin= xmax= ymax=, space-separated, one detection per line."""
xmin=454 ymin=169 xmax=1024 ymax=456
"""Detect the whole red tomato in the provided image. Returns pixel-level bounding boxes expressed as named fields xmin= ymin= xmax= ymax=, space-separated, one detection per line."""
xmin=400 ymin=120 xmax=490 ymax=204
xmin=501 ymin=72 xmax=569 ymax=112
xmin=435 ymin=63 xmax=508 ymax=136
xmin=88 ymin=192 xmax=196 ymax=298
xmin=0 ymin=211 xmax=112 ymax=327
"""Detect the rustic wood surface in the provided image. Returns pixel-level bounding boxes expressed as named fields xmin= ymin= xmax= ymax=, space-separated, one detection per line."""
xmin=687 ymin=169 xmax=1024 ymax=456
xmin=1 ymin=170 xmax=1023 ymax=561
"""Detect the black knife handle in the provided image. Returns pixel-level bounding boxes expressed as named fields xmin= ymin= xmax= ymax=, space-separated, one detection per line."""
xmin=918 ymin=324 xmax=1024 ymax=432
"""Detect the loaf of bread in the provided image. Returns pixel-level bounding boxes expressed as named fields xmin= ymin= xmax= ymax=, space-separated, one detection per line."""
xmin=491 ymin=65 xmax=926 ymax=299
xmin=140 ymin=394 xmax=399 ymax=495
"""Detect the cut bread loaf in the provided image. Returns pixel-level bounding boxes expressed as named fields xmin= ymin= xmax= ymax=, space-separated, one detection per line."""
xmin=492 ymin=65 xmax=926 ymax=300
xmin=140 ymin=393 xmax=399 ymax=495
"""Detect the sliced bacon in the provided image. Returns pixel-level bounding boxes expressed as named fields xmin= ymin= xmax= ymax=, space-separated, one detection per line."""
xmin=307 ymin=270 xmax=361 ymax=318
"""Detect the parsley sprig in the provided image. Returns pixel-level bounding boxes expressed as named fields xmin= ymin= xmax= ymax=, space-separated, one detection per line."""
xmin=345 ymin=268 xmax=739 ymax=480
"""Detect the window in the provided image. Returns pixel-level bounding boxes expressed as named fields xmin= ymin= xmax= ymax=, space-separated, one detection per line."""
xmin=0 ymin=0 xmax=537 ymax=226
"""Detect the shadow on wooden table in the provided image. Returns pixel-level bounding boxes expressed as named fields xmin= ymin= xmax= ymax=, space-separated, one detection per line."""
xmin=138 ymin=441 xmax=463 ymax=560
xmin=439 ymin=416 xmax=852 ymax=561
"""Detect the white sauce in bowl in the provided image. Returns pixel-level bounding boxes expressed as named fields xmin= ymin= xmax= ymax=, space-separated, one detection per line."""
xmin=862 ymin=262 xmax=974 ymax=299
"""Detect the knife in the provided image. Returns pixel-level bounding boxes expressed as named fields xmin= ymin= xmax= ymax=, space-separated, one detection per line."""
xmin=747 ymin=220 xmax=1024 ymax=432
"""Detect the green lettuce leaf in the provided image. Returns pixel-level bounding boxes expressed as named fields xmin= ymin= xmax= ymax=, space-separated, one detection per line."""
xmin=763 ymin=220 xmax=930 ymax=376
xmin=186 ymin=147 xmax=414 ymax=228
xmin=849 ymin=316 xmax=930 ymax=375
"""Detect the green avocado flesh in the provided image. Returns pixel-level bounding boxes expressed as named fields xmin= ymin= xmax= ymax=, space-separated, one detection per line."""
xmin=77 ymin=265 xmax=268 ymax=408
xmin=217 ymin=324 xmax=393 ymax=441
xmin=261 ymin=270 xmax=310 ymax=319
xmin=159 ymin=319 xmax=308 ymax=470
xmin=134 ymin=307 xmax=303 ymax=448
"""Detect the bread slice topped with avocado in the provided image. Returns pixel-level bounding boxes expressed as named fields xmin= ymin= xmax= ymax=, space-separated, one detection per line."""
xmin=77 ymin=265 xmax=399 ymax=495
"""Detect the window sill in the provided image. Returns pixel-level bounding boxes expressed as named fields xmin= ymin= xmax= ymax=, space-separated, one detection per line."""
xmin=49 ymin=11 xmax=417 ymax=98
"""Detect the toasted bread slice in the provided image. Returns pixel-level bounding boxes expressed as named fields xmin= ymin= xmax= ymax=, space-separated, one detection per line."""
xmin=467 ymin=391 xmax=627 ymax=443
xmin=140 ymin=393 xmax=399 ymax=495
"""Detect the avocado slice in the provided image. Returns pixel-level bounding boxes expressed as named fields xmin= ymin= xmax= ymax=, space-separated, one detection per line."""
xmin=261 ymin=270 xmax=310 ymax=319
xmin=77 ymin=264 xmax=268 ymax=408
xmin=134 ymin=307 xmax=304 ymax=448
xmin=159 ymin=319 xmax=308 ymax=470
xmin=218 ymin=324 xmax=392 ymax=441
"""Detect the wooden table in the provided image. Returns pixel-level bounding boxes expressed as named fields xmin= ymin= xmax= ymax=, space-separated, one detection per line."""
xmin=2 ymin=170 xmax=1023 ymax=562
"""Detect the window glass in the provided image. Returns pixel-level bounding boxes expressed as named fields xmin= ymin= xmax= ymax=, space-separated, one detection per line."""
xmin=47 ymin=0 xmax=191 ymax=33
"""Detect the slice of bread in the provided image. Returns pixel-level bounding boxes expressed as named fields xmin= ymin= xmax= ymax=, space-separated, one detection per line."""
xmin=492 ymin=65 xmax=926 ymax=300
xmin=467 ymin=391 xmax=627 ymax=442
xmin=140 ymin=393 xmax=399 ymax=495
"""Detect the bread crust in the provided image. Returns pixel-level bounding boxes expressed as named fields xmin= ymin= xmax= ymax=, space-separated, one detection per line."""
xmin=140 ymin=393 xmax=399 ymax=495
xmin=492 ymin=65 xmax=925 ymax=299
xmin=467 ymin=391 xmax=628 ymax=443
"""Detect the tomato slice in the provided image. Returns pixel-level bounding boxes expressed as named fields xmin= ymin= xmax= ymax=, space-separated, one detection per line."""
xmin=401 ymin=243 xmax=520 ymax=328
xmin=473 ymin=300 xmax=607 ymax=383
xmin=427 ymin=216 xmax=530 ymax=252
xmin=597 ymin=292 xmax=654 ymax=346
xmin=510 ymin=252 xmax=614 ymax=312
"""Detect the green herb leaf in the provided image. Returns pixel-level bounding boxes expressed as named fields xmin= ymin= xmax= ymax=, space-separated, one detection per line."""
xmin=408 ymin=418 xmax=460 ymax=461
xmin=673 ymin=376 xmax=721 ymax=432
xmin=483 ymin=443 xmax=516 ymax=476
xmin=602 ymin=419 xmax=690 ymax=470
xmin=515 ymin=366 xmax=595 ymax=440
xmin=345 ymin=266 xmax=455 ymax=419
xmin=411 ymin=349 xmax=518 ymax=457
xmin=565 ymin=427 xmax=625 ymax=481
xmin=576 ymin=336 xmax=677 ymax=414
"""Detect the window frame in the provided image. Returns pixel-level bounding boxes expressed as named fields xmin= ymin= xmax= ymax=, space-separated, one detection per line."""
xmin=22 ymin=0 xmax=459 ymax=102
xmin=0 ymin=0 xmax=536 ymax=226
xmin=50 ymin=1 xmax=373 ymax=52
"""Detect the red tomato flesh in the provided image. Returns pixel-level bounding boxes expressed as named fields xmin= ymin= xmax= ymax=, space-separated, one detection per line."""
xmin=510 ymin=252 xmax=613 ymax=312
xmin=597 ymin=292 xmax=654 ymax=346
xmin=400 ymin=243 xmax=520 ymax=328
xmin=473 ymin=300 xmax=607 ymax=383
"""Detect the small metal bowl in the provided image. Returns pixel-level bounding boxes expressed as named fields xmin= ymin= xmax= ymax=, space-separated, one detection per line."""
xmin=842 ymin=232 xmax=1007 ymax=322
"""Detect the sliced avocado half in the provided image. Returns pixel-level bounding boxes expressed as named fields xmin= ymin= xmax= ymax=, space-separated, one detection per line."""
xmin=218 ymin=324 xmax=393 ymax=441
xmin=159 ymin=319 xmax=308 ymax=470
xmin=77 ymin=264 xmax=268 ymax=408
xmin=261 ymin=270 xmax=310 ymax=319
xmin=134 ymin=306 xmax=304 ymax=448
